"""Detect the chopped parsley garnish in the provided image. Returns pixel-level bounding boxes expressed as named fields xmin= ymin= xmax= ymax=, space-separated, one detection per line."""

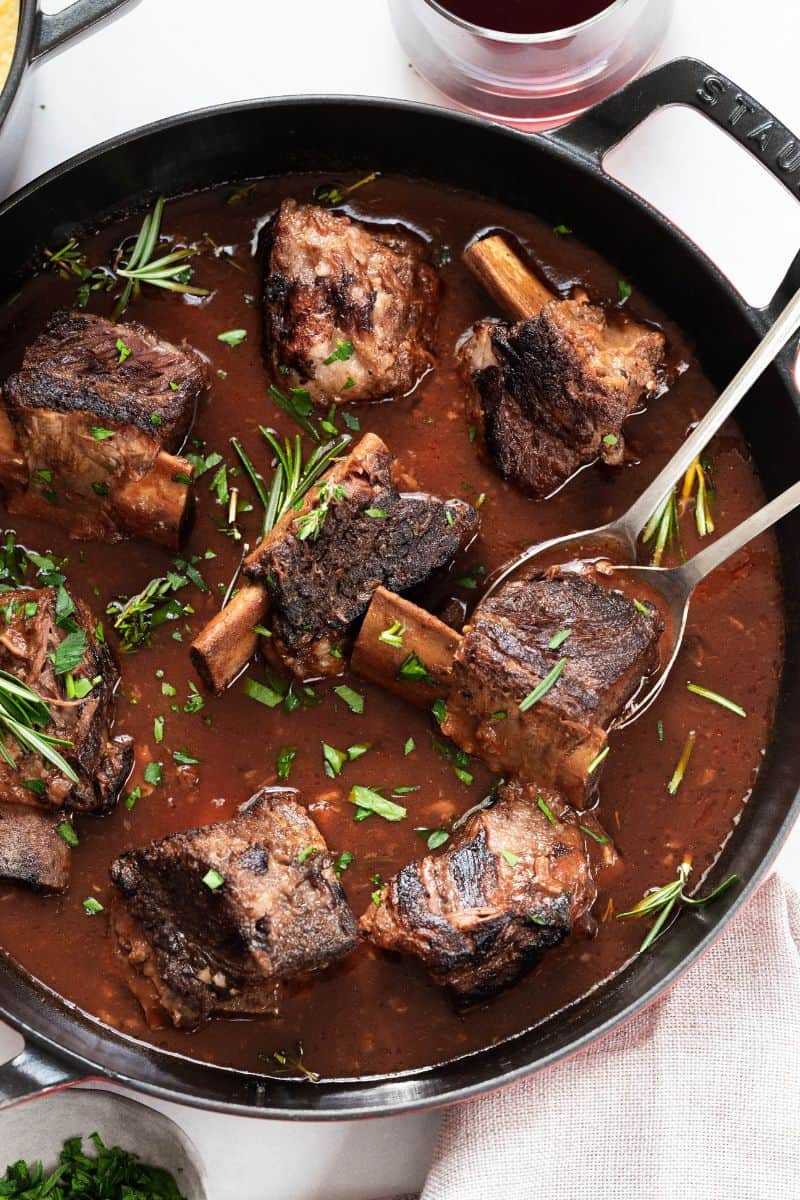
xmin=617 ymin=279 xmax=632 ymax=303
xmin=125 ymin=786 xmax=141 ymax=811
xmin=633 ymin=598 xmax=650 ymax=616
xmin=348 ymin=785 xmax=407 ymax=822
xmin=173 ymin=748 xmax=200 ymax=766
xmin=90 ymin=426 xmax=115 ymax=441
xmin=334 ymin=684 xmax=365 ymax=714
xmin=537 ymin=795 xmax=557 ymax=825
xmin=333 ymin=850 xmax=353 ymax=877
xmin=297 ymin=845 xmax=318 ymax=865
xmin=244 ymin=676 xmax=282 ymax=708
xmin=501 ymin=849 xmax=520 ymax=867
xmin=49 ymin=629 xmax=87 ymax=676
xmin=519 ymin=657 xmax=567 ymax=712
xmin=203 ymin=868 xmax=225 ymax=890
xmin=0 ymin=1132 xmax=188 ymax=1196
xmin=276 ymin=746 xmax=297 ymax=780
xmin=144 ymin=761 xmax=163 ymax=786
xmin=404 ymin=737 xmax=415 ymax=756
xmin=431 ymin=698 xmax=447 ymax=725
xmin=397 ymin=651 xmax=433 ymax=685
xmin=83 ymin=896 xmax=104 ymax=915
xmin=364 ymin=507 xmax=388 ymax=519
xmin=184 ymin=682 xmax=204 ymax=713
xmin=115 ymin=337 xmax=131 ymax=364
xmin=322 ymin=742 xmax=348 ymax=778
xmin=57 ymin=821 xmax=79 ymax=847
xmin=416 ymin=827 xmax=449 ymax=850
xmin=602 ymin=433 xmax=619 ymax=447
xmin=323 ymin=339 xmax=354 ymax=365
xmin=553 ymin=223 xmax=572 ymax=235
xmin=153 ymin=716 xmax=165 ymax=744
xmin=217 ymin=328 xmax=247 ymax=346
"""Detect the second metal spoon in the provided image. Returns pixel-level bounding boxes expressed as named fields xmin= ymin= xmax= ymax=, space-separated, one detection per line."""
xmin=609 ymin=479 xmax=800 ymax=728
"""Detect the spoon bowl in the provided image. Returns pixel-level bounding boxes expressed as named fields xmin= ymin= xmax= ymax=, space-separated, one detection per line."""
xmin=604 ymin=477 xmax=800 ymax=727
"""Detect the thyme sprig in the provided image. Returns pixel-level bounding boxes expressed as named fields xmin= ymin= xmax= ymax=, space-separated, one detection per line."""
xmin=618 ymin=857 xmax=737 ymax=951
xmin=107 ymin=556 xmax=207 ymax=653
xmin=0 ymin=670 xmax=77 ymax=782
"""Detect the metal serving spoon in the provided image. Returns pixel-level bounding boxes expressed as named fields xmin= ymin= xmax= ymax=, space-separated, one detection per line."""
xmin=607 ymin=478 xmax=800 ymax=727
xmin=483 ymin=285 xmax=800 ymax=600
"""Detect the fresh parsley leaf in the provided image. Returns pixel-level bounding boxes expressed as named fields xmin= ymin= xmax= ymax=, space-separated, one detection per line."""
xmin=217 ymin=328 xmax=247 ymax=346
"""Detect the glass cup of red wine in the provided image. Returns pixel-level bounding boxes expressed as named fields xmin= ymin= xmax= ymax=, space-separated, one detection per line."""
xmin=388 ymin=0 xmax=674 ymax=130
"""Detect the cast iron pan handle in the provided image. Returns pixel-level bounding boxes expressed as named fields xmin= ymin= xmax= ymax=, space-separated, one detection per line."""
xmin=31 ymin=0 xmax=143 ymax=63
xmin=548 ymin=56 xmax=800 ymax=327
xmin=0 ymin=1041 xmax=82 ymax=1107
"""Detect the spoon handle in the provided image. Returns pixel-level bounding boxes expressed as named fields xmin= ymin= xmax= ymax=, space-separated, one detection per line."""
xmin=618 ymin=286 xmax=800 ymax=540
xmin=678 ymin=479 xmax=800 ymax=590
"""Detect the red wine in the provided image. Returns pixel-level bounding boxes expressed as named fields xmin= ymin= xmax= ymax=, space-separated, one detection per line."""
xmin=437 ymin=0 xmax=616 ymax=35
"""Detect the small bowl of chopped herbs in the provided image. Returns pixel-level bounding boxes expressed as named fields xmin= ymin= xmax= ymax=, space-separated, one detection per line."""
xmin=0 ymin=1088 xmax=206 ymax=1198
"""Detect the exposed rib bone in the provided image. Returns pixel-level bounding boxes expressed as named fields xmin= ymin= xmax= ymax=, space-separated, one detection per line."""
xmin=462 ymin=234 xmax=555 ymax=320
xmin=189 ymin=586 xmax=269 ymax=694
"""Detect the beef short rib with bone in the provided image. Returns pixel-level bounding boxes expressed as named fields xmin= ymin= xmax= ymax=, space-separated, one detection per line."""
xmin=191 ymin=432 xmax=478 ymax=691
xmin=0 ymin=309 xmax=206 ymax=547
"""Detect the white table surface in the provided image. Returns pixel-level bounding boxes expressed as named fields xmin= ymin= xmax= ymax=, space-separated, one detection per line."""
xmin=3 ymin=1 xmax=800 ymax=1196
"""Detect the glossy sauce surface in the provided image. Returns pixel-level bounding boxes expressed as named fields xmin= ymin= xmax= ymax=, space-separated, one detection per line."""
xmin=0 ymin=175 xmax=783 ymax=1079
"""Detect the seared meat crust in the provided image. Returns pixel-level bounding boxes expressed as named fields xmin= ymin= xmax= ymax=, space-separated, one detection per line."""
xmin=361 ymin=779 xmax=596 ymax=1006
xmin=0 ymin=803 xmax=71 ymax=892
xmin=264 ymin=199 xmax=439 ymax=406
xmin=461 ymin=300 xmax=666 ymax=497
xmin=442 ymin=570 xmax=662 ymax=806
xmin=244 ymin=433 xmax=478 ymax=678
xmin=0 ymin=587 xmax=133 ymax=814
xmin=0 ymin=309 xmax=205 ymax=544
xmin=110 ymin=788 xmax=358 ymax=1029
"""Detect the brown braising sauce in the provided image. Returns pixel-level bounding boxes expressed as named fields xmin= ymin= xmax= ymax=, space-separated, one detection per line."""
xmin=0 ymin=175 xmax=783 ymax=1078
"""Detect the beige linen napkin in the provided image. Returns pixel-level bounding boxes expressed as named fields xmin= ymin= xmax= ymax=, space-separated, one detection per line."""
xmin=418 ymin=874 xmax=800 ymax=1200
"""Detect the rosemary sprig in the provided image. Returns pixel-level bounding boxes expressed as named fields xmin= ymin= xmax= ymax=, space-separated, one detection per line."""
xmin=232 ymin=430 xmax=350 ymax=538
xmin=618 ymin=857 xmax=737 ymax=951
xmin=687 ymin=682 xmax=746 ymax=718
xmin=112 ymin=196 xmax=209 ymax=319
xmin=667 ymin=729 xmax=696 ymax=794
xmin=519 ymin=657 xmax=567 ymax=712
xmin=681 ymin=456 xmax=715 ymax=537
xmin=641 ymin=489 xmax=682 ymax=567
xmin=641 ymin=456 xmax=715 ymax=565
xmin=0 ymin=670 xmax=77 ymax=782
